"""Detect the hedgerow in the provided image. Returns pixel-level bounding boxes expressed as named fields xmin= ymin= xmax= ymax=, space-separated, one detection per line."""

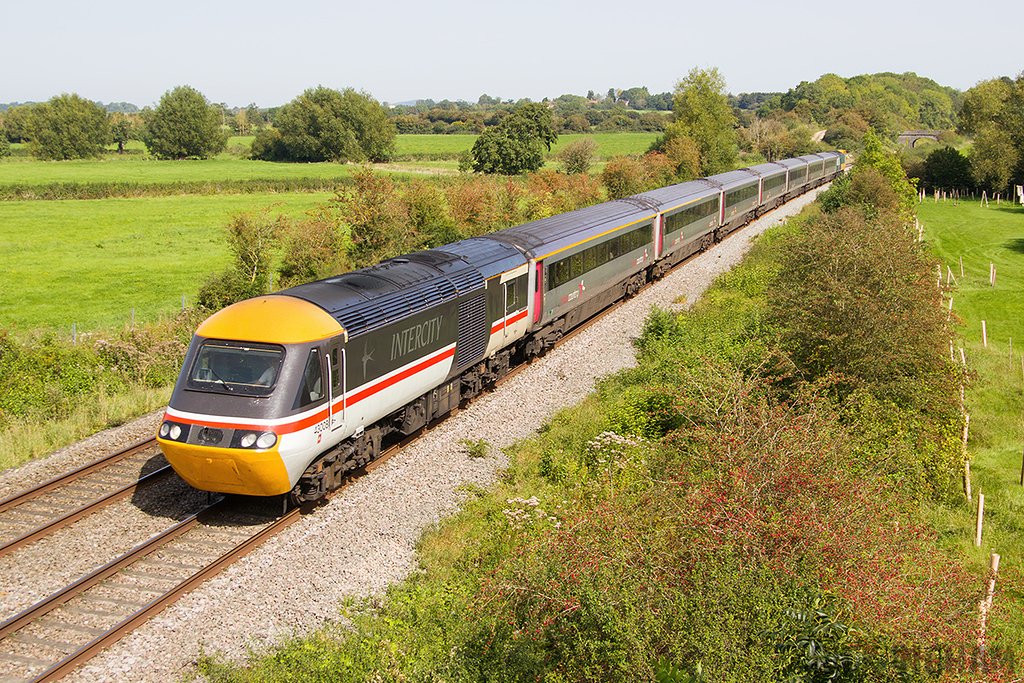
xmin=0 ymin=310 xmax=202 ymax=430
xmin=0 ymin=177 xmax=348 ymax=201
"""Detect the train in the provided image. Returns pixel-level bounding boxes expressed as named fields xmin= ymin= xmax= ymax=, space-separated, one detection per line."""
xmin=158 ymin=151 xmax=846 ymax=504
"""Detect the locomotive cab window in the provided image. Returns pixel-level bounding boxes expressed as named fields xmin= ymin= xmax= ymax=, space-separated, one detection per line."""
xmin=296 ymin=349 xmax=326 ymax=409
xmin=187 ymin=341 xmax=284 ymax=396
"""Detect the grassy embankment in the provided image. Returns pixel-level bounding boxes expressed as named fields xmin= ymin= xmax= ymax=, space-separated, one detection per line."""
xmin=197 ymin=199 xmax=1024 ymax=682
xmin=918 ymin=198 xmax=1024 ymax=647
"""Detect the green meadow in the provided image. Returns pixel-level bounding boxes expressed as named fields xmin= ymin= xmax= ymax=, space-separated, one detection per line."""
xmin=0 ymin=152 xmax=355 ymax=187
xmin=0 ymin=133 xmax=658 ymax=334
xmin=393 ymin=132 xmax=660 ymax=159
xmin=0 ymin=193 xmax=333 ymax=333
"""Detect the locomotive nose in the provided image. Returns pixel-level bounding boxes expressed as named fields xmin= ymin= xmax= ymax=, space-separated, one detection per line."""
xmin=160 ymin=438 xmax=291 ymax=496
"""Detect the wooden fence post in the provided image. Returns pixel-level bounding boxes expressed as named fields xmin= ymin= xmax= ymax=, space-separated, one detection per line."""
xmin=978 ymin=553 xmax=1001 ymax=649
xmin=975 ymin=492 xmax=985 ymax=546
xmin=964 ymin=412 xmax=972 ymax=501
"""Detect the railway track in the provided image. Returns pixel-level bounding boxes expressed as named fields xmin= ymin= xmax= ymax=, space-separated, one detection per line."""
xmin=0 ymin=296 xmax=626 ymax=682
xmin=0 ymin=440 xmax=171 ymax=560
xmin=0 ymin=436 xmax=402 ymax=683
xmin=0 ymin=497 xmax=283 ymax=682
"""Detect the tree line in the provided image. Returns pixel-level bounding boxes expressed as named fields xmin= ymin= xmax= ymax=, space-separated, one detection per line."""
xmin=5 ymin=69 xmax=1022 ymax=194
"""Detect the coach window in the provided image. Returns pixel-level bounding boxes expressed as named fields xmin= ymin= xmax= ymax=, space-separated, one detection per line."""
xmin=550 ymin=259 xmax=570 ymax=289
xmin=570 ymin=253 xmax=584 ymax=279
xmin=583 ymin=246 xmax=596 ymax=272
xmin=608 ymin=236 xmax=619 ymax=260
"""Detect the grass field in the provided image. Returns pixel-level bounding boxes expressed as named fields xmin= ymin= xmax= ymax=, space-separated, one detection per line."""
xmin=0 ymin=193 xmax=333 ymax=333
xmin=919 ymin=197 xmax=1024 ymax=643
xmin=393 ymin=132 xmax=660 ymax=159
xmin=0 ymin=154 xmax=358 ymax=187
xmin=0 ymin=132 xmax=659 ymax=334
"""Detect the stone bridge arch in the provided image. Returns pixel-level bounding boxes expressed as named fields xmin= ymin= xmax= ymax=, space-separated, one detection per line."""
xmin=898 ymin=130 xmax=943 ymax=148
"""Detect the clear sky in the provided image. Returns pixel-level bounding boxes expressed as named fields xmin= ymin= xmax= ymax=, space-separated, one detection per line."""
xmin=3 ymin=0 xmax=1019 ymax=109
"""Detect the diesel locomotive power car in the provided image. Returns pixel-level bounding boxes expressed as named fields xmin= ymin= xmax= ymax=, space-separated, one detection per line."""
xmin=158 ymin=151 xmax=845 ymax=504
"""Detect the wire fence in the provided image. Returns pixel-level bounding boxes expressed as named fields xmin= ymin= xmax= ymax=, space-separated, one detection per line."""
xmin=66 ymin=295 xmax=191 ymax=344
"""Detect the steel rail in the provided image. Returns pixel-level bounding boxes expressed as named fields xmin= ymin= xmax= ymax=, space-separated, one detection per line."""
xmin=0 ymin=464 xmax=174 ymax=559
xmin=0 ymin=437 xmax=158 ymax=513
xmin=30 ymin=505 xmax=303 ymax=683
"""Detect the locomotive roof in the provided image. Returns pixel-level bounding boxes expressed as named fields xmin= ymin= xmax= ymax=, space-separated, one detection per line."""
xmin=435 ymin=237 xmax=528 ymax=281
xmin=483 ymin=199 xmax=656 ymax=260
xmin=280 ymin=249 xmax=485 ymax=338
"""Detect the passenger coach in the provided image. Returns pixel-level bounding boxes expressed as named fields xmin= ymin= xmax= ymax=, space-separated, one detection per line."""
xmin=158 ymin=151 xmax=846 ymax=505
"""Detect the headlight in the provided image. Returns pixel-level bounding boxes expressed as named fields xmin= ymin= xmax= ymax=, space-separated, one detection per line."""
xmin=256 ymin=432 xmax=278 ymax=449
xmin=159 ymin=421 xmax=188 ymax=442
xmin=239 ymin=432 xmax=257 ymax=448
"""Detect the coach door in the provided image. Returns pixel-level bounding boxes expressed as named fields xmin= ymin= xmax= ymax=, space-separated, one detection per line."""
xmin=500 ymin=265 xmax=529 ymax=340
xmin=328 ymin=341 xmax=345 ymax=432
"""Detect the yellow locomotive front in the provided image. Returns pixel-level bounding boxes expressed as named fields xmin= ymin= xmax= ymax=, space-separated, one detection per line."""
xmin=157 ymin=295 xmax=346 ymax=497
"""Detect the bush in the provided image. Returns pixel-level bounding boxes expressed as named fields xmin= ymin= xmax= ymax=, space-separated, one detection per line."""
xmin=196 ymin=210 xmax=281 ymax=309
xmin=601 ymin=156 xmax=649 ymax=199
xmin=768 ymin=207 xmax=964 ymax=502
xmin=250 ymin=128 xmax=287 ymax=161
xmin=608 ymin=386 xmax=681 ymax=438
xmin=276 ymin=213 xmax=347 ymax=289
xmin=557 ymin=137 xmax=599 ymax=175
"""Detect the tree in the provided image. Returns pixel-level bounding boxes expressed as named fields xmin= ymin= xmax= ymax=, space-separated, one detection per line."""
xmin=601 ymin=156 xmax=649 ymax=199
xmin=143 ymin=86 xmax=228 ymax=160
xmin=922 ymin=146 xmax=974 ymax=192
xmin=471 ymin=102 xmax=557 ymax=175
xmin=958 ymin=75 xmax=1024 ymax=193
xmin=250 ymin=128 xmax=287 ymax=161
xmin=2 ymin=105 xmax=34 ymax=143
xmin=269 ymin=87 xmax=396 ymax=163
xmin=245 ymin=103 xmax=264 ymax=130
xmin=820 ymin=128 xmax=917 ymax=226
xmin=665 ymin=67 xmax=736 ymax=176
xmin=855 ymin=128 xmax=918 ymax=222
xmin=27 ymin=94 xmax=109 ymax=160
xmin=108 ymin=112 xmax=138 ymax=154
xmin=970 ymin=127 xmax=1019 ymax=193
